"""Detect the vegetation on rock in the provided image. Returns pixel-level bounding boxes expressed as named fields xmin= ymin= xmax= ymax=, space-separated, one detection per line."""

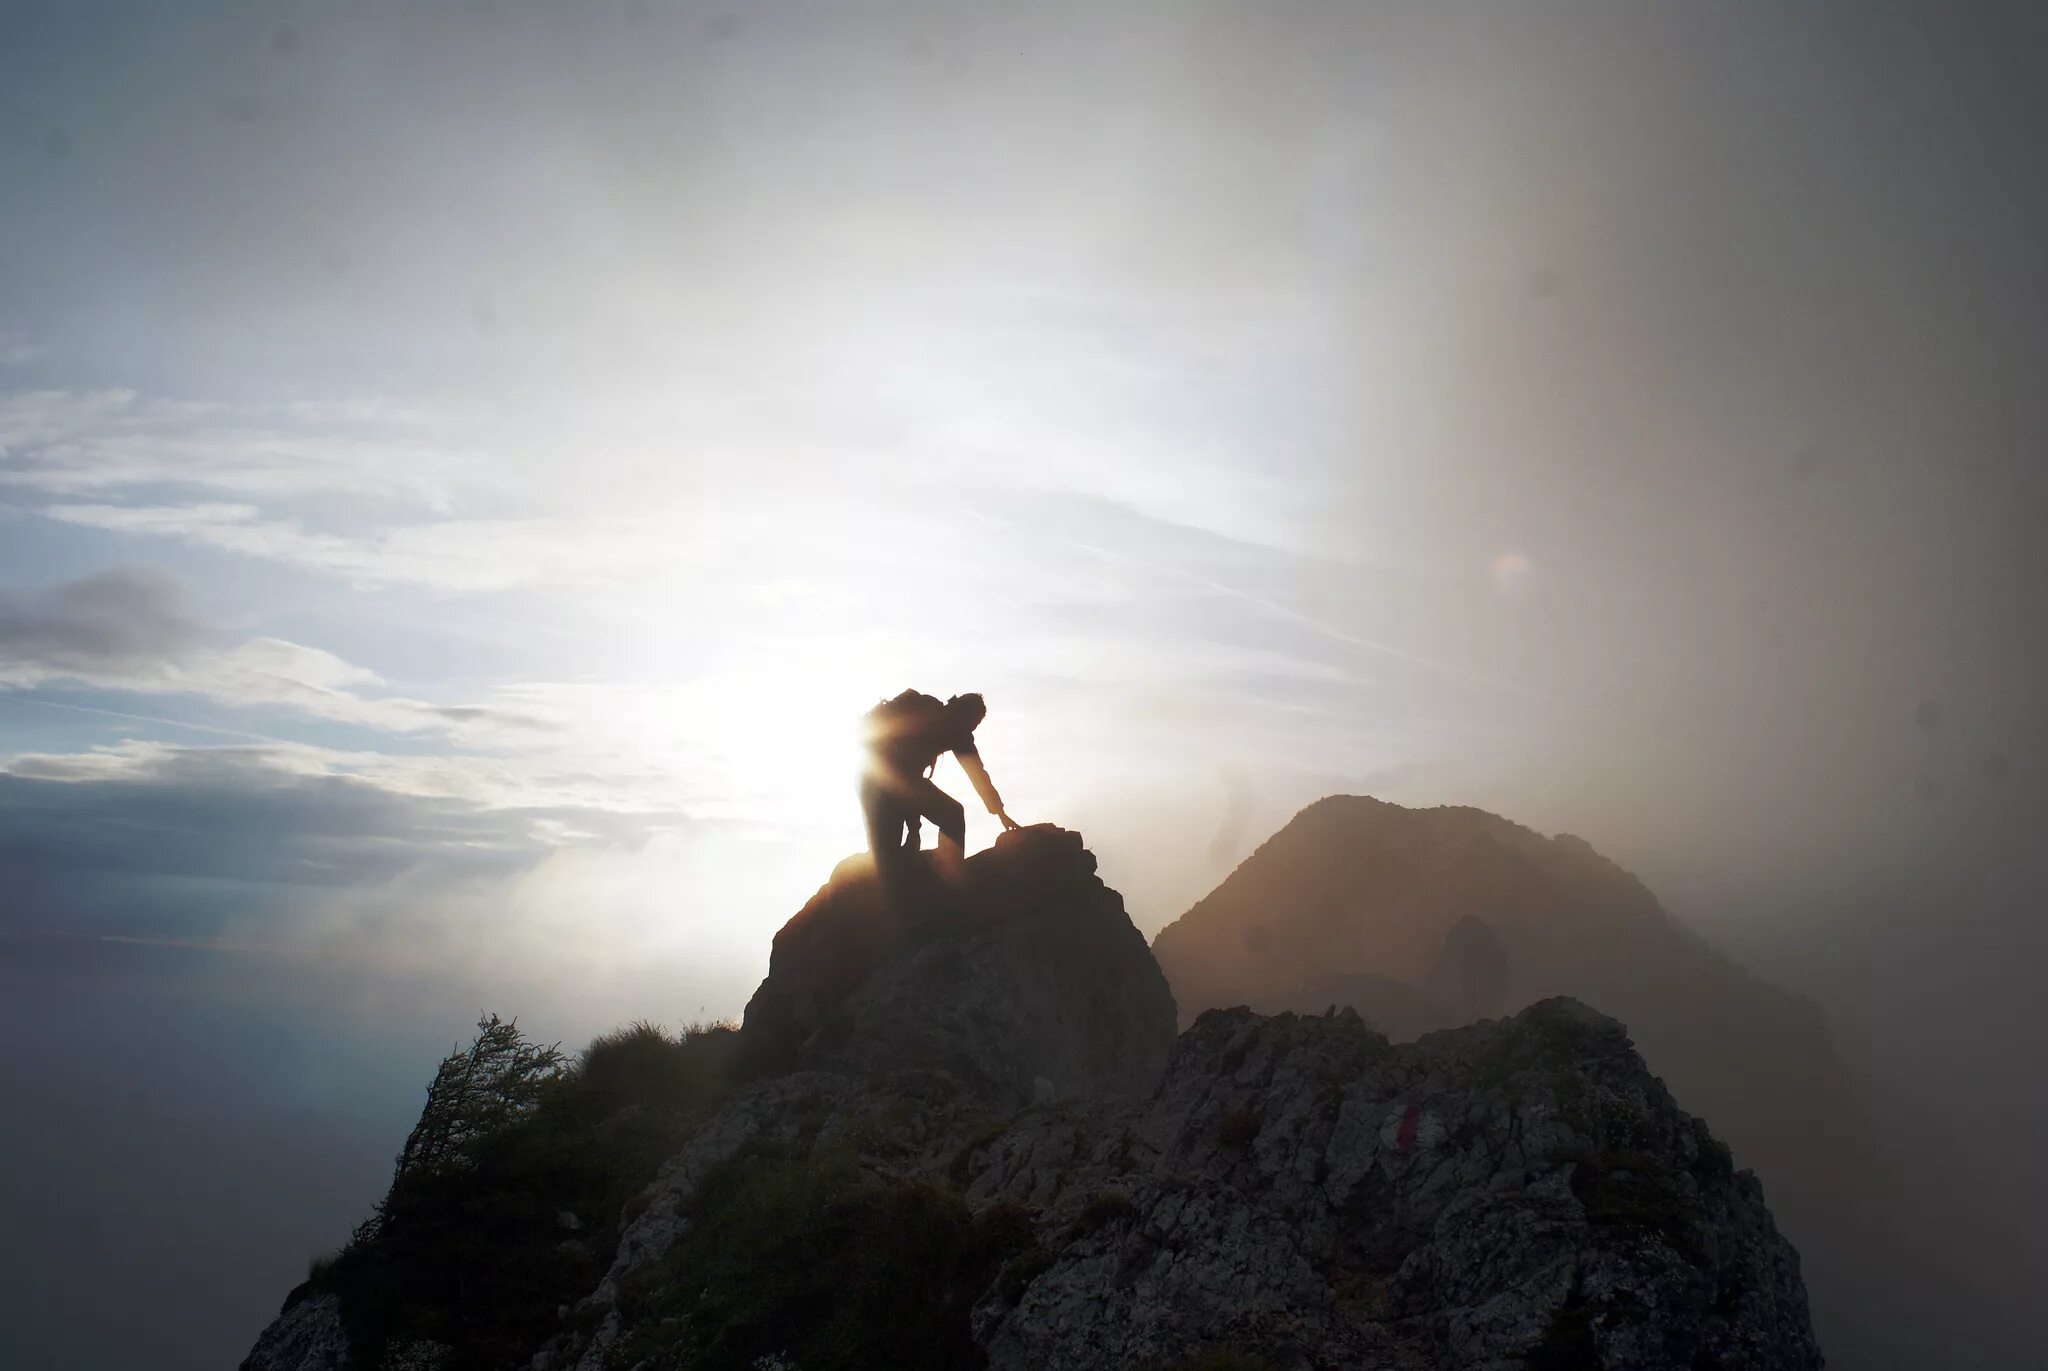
xmin=614 ymin=1142 xmax=1032 ymax=1370
xmin=295 ymin=1015 xmax=742 ymax=1371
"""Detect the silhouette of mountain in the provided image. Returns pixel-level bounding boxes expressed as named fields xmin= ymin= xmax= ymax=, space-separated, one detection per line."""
xmin=244 ymin=823 xmax=1821 ymax=1371
xmin=1150 ymin=795 xmax=1891 ymax=1367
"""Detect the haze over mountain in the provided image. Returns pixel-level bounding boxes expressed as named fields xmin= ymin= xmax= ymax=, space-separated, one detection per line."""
xmin=4 ymin=3 xmax=2047 ymax=1368
xmin=1153 ymin=795 xmax=2025 ymax=1369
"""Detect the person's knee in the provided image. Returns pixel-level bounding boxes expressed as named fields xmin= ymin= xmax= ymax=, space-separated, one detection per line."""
xmin=933 ymin=797 xmax=965 ymax=845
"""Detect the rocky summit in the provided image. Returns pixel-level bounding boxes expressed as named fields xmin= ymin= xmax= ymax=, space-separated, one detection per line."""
xmin=741 ymin=824 xmax=1178 ymax=1106
xmin=245 ymin=824 xmax=1822 ymax=1371
xmin=1150 ymin=796 xmax=1878 ymax=1364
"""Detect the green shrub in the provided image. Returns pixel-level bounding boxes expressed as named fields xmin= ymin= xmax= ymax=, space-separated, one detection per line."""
xmin=1696 ymin=1133 xmax=1735 ymax=1181
xmin=974 ymin=1198 xmax=1037 ymax=1252
xmin=1067 ymin=1190 xmax=1136 ymax=1240
xmin=992 ymin=1245 xmax=1056 ymax=1306
xmin=578 ymin=1019 xmax=741 ymax=1119
xmin=1556 ymin=1146 xmax=1702 ymax=1262
xmin=616 ymin=1143 xmax=1030 ymax=1371
xmin=946 ymin=1119 xmax=1012 ymax=1186
xmin=381 ymin=1013 xmax=566 ymax=1202
xmin=1216 ymin=1107 xmax=1262 ymax=1151
xmin=323 ymin=1012 xmax=748 ymax=1371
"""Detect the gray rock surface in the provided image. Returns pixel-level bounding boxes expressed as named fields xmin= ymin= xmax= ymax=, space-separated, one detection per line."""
xmin=1150 ymin=795 xmax=1876 ymax=1363
xmin=249 ymin=824 xmax=1823 ymax=1371
xmin=966 ymin=998 xmax=1819 ymax=1371
xmin=240 ymin=1292 xmax=349 ymax=1371
xmin=540 ymin=995 xmax=1819 ymax=1371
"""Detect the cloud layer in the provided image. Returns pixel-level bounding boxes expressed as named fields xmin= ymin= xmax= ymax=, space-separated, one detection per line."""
xmin=0 ymin=568 xmax=550 ymax=738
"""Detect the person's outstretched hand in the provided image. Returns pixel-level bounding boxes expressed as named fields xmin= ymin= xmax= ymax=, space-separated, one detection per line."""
xmin=997 ymin=809 xmax=1022 ymax=831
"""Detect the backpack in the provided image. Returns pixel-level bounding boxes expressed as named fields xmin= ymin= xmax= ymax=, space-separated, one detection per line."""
xmin=863 ymin=690 xmax=949 ymax=770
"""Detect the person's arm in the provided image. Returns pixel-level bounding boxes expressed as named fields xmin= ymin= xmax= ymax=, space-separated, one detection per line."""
xmin=954 ymin=745 xmax=1019 ymax=829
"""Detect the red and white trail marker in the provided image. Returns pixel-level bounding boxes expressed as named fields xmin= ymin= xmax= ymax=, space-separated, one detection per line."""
xmin=1380 ymin=1103 xmax=1446 ymax=1153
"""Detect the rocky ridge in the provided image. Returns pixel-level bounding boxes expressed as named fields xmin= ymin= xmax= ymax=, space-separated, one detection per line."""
xmin=246 ymin=824 xmax=1822 ymax=1371
xmin=1149 ymin=796 xmax=1875 ymax=1363
xmin=741 ymin=824 xmax=1176 ymax=1105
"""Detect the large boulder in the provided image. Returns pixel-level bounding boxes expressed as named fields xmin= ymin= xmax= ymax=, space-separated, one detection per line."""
xmin=742 ymin=823 xmax=1178 ymax=1107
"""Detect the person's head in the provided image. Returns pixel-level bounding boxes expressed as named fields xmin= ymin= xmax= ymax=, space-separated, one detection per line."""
xmin=945 ymin=692 xmax=987 ymax=732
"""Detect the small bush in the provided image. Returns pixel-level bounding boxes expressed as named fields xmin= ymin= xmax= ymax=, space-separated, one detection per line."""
xmin=1216 ymin=1107 xmax=1262 ymax=1151
xmin=993 ymin=1245 xmax=1056 ymax=1306
xmin=579 ymin=1019 xmax=742 ymax=1119
xmin=974 ymin=1198 xmax=1037 ymax=1252
xmin=1556 ymin=1146 xmax=1701 ymax=1261
xmin=1696 ymin=1134 xmax=1735 ymax=1181
xmin=946 ymin=1119 xmax=1011 ymax=1186
xmin=616 ymin=1143 xmax=1030 ymax=1371
xmin=1067 ymin=1190 xmax=1136 ymax=1241
xmin=325 ymin=1012 xmax=748 ymax=1371
xmin=382 ymin=1013 xmax=567 ymax=1201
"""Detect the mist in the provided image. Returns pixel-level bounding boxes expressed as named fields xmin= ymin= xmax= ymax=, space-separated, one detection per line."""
xmin=3 ymin=2 xmax=2046 ymax=1367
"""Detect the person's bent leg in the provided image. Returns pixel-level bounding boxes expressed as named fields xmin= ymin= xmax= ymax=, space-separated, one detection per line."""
xmin=860 ymin=777 xmax=906 ymax=859
xmin=907 ymin=777 xmax=967 ymax=877
xmin=933 ymin=794 xmax=966 ymax=851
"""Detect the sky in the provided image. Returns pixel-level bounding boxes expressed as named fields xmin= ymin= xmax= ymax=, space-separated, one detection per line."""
xmin=3 ymin=3 xmax=2046 ymax=1368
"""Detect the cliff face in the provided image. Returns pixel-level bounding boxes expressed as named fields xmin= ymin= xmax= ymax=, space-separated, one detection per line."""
xmin=246 ymin=823 xmax=1822 ymax=1371
xmin=1150 ymin=795 xmax=1878 ymax=1364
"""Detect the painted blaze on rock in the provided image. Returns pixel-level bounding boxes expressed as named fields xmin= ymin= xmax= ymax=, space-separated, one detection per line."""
xmin=1383 ymin=1102 xmax=1448 ymax=1152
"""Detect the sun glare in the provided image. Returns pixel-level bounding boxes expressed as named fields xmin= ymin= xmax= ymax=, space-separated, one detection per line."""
xmin=687 ymin=669 xmax=875 ymax=817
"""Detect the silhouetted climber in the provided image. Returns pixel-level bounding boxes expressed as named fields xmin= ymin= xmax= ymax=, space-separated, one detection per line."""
xmin=861 ymin=690 xmax=1019 ymax=872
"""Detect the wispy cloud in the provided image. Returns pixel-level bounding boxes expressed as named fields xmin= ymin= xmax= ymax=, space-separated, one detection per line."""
xmin=0 ymin=569 xmax=549 ymax=739
xmin=0 ymin=738 xmax=698 ymax=967
xmin=37 ymin=502 xmax=719 ymax=593
xmin=0 ymin=734 xmax=673 ymax=819
xmin=0 ymin=388 xmax=477 ymax=509
xmin=0 ymin=332 xmax=50 ymax=368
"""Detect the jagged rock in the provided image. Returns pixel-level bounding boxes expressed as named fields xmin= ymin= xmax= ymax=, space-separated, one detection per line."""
xmin=1152 ymin=794 xmax=1877 ymax=1362
xmin=544 ymin=994 xmax=1818 ymax=1371
xmin=742 ymin=823 xmax=1178 ymax=1107
xmin=248 ymin=824 xmax=1823 ymax=1371
xmin=963 ymin=998 xmax=1819 ymax=1371
xmin=240 ymin=1291 xmax=348 ymax=1371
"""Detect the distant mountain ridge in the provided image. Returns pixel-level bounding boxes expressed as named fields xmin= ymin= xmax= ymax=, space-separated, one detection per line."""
xmin=1151 ymin=794 xmax=1887 ymax=1366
